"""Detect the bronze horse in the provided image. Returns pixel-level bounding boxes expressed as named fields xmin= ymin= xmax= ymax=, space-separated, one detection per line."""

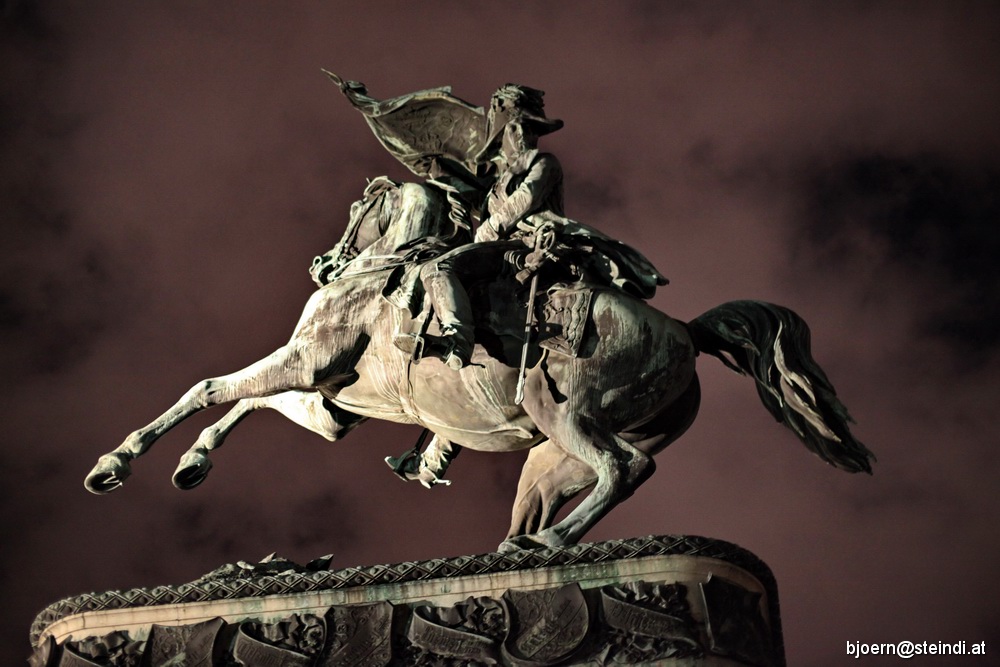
xmin=85 ymin=180 xmax=874 ymax=551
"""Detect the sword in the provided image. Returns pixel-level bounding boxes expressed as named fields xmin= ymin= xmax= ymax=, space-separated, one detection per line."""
xmin=514 ymin=225 xmax=557 ymax=404
xmin=514 ymin=271 xmax=539 ymax=405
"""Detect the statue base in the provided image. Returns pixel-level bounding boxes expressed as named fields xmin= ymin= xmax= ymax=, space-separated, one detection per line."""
xmin=30 ymin=535 xmax=784 ymax=666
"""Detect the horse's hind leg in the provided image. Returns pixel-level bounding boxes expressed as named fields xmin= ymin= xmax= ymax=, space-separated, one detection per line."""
xmin=85 ymin=344 xmax=325 ymax=494
xmin=172 ymin=391 xmax=366 ymax=490
xmin=506 ymin=375 xmax=701 ymax=541
xmin=503 ymin=407 xmax=655 ymax=551
xmin=506 ymin=440 xmax=594 ymax=539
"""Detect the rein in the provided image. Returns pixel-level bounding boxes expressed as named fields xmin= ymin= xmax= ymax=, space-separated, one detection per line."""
xmin=335 ymin=256 xmax=411 ymax=279
xmin=333 ymin=196 xmax=382 ymax=267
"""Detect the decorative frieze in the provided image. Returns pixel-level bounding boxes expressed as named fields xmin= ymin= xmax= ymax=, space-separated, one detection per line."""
xmin=30 ymin=535 xmax=784 ymax=666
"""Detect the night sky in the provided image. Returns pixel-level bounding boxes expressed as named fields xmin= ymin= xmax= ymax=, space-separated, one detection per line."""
xmin=3 ymin=2 xmax=1000 ymax=664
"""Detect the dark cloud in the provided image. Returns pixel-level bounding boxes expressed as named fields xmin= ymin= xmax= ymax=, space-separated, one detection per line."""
xmin=163 ymin=488 xmax=357 ymax=567
xmin=795 ymin=153 xmax=1000 ymax=356
xmin=287 ymin=490 xmax=358 ymax=552
xmin=0 ymin=241 xmax=134 ymax=375
xmin=564 ymin=173 xmax=626 ymax=221
xmin=1 ymin=3 xmax=147 ymax=378
xmin=628 ymin=0 xmax=742 ymax=42
xmin=0 ymin=0 xmax=61 ymax=54
xmin=0 ymin=183 xmax=145 ymax=375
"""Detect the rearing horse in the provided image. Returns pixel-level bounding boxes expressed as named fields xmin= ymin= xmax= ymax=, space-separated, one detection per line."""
xmin=85 ymin=179 xmax=874 ymax=551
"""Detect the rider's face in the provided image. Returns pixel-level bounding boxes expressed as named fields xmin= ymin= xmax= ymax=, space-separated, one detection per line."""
xmin=501 ymin=122 xmax=537 ymax=164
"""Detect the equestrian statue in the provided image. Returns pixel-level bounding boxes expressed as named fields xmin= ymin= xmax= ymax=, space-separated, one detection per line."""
xmin=85 ymin=75 xmax=875 ymax=551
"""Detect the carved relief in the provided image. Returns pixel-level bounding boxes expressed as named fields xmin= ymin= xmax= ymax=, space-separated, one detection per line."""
xmin=597 ymin=581 xmax=702 ymax=664
xmin=57 ymin=647 xmax=104 ymax=667
xmin=502 ymin=583 xmax=589 ymax=666
xmin=60 ymin=632 xmax=144 ymax=667
xmin=39 ymin=577 xmax=781 ymax=665
xmin=32 ymin=535 xmax=779 ymax=647
xmin=32 ymin=538 xmax=785 ymax=666
xmin=29 ymin=636 xmax=57 ymax=667
xmin=403 ymin=596 xmax=505 ymax=665
xmin=232 ymin=623 xmax=313 ymax=666
xmin=322 ymin=601 xmax=393 ymax=667
xmin=701 ymin=575 xmax=773 ymax=667
xmin=146 ymin=617 xmax=224 ymax=666
xmin=243 ymin=612 xmax=327 ymax=663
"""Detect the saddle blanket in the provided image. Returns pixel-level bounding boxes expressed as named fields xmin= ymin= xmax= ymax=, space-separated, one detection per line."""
xmin=536 ymin=283 xmax=594 ymax=357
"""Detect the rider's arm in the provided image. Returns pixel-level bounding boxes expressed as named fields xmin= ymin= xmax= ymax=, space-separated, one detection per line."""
xmin=486 ymin=154 xmax=563 ymax=238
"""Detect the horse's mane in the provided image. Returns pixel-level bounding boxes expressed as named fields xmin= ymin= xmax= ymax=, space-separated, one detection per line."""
xmin=313 ymin=179 xmax=468 ymax=287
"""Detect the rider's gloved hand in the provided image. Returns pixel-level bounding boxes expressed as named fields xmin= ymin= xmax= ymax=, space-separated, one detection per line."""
xmin=475 ymin=217 xmax=501 ymax=242
xmin=515 ymin=248 xmax=549 ymax=283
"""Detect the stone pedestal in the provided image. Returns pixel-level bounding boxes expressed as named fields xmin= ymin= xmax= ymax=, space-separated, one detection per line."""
xmin=30 ymin=535 xmax=784 ymax=666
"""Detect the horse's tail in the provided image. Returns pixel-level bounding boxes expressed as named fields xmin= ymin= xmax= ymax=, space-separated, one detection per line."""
xmin=687 ymin=300 xmax=875 ymax=474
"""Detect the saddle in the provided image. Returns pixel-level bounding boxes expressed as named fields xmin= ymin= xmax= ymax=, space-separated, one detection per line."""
xmin=393 ymin=271 xmax=596 ymax=368
xmin=471 ymin=279 xmax=595 ymax=359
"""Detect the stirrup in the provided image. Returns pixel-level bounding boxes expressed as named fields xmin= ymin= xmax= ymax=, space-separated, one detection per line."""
xmin=393 ymin=332 xmax=470 ymax=371
xmin=438 ymin=326 xmax=473 ymax=370
xmin=393 ymin=333 xmax=425 ymax=363
xmin=384 ymin=448 xmax=420 ymax=481
xmin=439 ymin=335 xmax=473 ymax=371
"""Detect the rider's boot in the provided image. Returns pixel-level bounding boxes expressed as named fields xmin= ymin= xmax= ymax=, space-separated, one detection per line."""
xmin=437 ymin=324 xmax=474 ymax=370
xmin=397 ymin=261 xmax=476 ymax=370
xmin=393 ymin=327 xmax=473 ymax=370
xmin=385 ymin=435 xmax=461 ymax=488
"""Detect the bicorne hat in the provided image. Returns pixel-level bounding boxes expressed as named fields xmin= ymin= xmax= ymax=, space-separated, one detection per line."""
xmin=476 ymin=84 xmax=563 ymax=161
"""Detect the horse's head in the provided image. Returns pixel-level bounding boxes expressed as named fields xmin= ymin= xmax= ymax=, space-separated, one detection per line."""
xmin=311 ymin=177 xmax=402 ymax=286
xmin=311 ymin=176 xmax=472 ymax=287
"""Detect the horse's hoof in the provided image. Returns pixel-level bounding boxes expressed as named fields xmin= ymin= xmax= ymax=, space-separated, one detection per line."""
xmin=85 ymin=453 xmax=132 ymax=494
xmin=498 ymin=534 xmax=548 ymax=553
xmin=172 ymin=450 xmax=212 ymax=490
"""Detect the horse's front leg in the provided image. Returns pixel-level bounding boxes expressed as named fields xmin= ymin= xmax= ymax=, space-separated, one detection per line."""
xmin=172 ymin=391 xmax=366 ymax=490
xmin=85 ymin=344 xmax=322 ymax=494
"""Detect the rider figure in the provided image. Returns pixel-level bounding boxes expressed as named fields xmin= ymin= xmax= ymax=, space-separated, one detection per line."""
xmin=386 ymin=85 xmax=565 ymax=485
xmin=354 ymin=81 xmax=666 ymax=485
xmin=398 ymin=84 xmax=565 ymax=369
